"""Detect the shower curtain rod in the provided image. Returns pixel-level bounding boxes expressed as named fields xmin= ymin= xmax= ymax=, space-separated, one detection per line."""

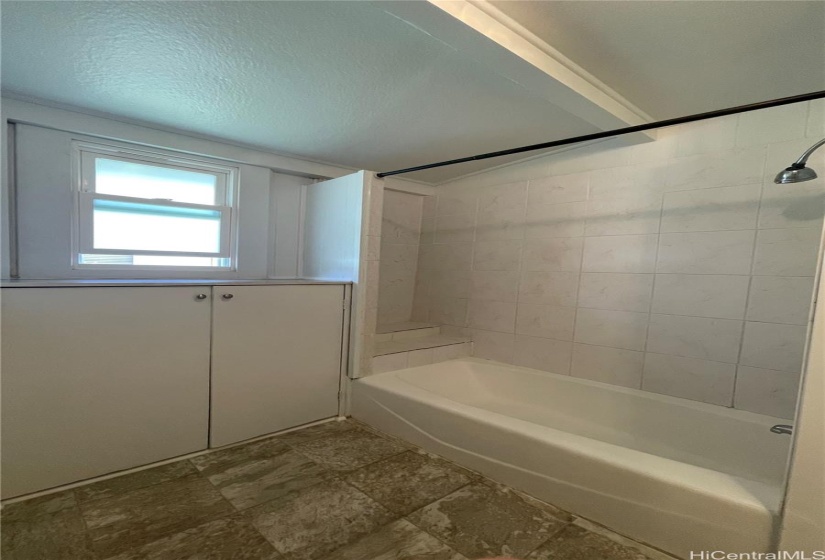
xmin=376 ymin=89 xmax=825 ymax=178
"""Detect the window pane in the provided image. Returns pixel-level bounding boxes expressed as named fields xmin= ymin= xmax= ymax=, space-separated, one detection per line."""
xmin=95 ymin=157 xmax=219 ymax=205
xmin=92 ymin=199 xmax=223 ymax=254
xmin=78 ymin=254 xmax=230 ymax=268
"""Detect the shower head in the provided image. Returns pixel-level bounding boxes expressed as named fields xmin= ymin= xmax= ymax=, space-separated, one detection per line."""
xmin=774 ymin=137 xmax=825 ymax=184
xmin=774 ymin=163 xmax=818 ymax=184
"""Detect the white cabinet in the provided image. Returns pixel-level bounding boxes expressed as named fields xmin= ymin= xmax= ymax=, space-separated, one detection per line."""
xmin=1 ymin=283 xmax=346 ymax=498
xmin=210 ymin=285 xmax=344 ymax=447
xmin=1 ymin=287 xmax=212 ymax=498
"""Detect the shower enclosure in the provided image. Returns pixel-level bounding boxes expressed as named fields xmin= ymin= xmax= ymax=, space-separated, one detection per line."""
xmin=360 ymin=98 xmax=825 ymax=557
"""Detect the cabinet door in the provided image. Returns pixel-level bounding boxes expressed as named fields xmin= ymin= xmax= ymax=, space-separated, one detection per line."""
xmin=210 ymin=285 xmax=344 ymax=447
xmin=1 ymin=287 xmax=211 ymax=498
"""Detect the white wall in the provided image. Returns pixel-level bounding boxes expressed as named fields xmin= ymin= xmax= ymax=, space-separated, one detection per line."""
xmin=269 ymin=172 xmax=307 ymax=278
xmin=779 ymin=225 xmax=825 ymax=552
xmin=415 ymin=100 xmax=825 ymax=417
xmin=302 ymin=173 xmax=365 ymax=281
xmin=378 ymin=190 xmax=424 ymax=325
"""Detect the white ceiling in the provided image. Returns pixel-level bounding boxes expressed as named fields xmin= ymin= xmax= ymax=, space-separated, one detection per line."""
xmin=2 ymin=1 xmax=823 ymax=183
xmin=1 ymin=1 xmax=606 ymax=183
xmin=490 ymin=0 xmax=825 ymax=119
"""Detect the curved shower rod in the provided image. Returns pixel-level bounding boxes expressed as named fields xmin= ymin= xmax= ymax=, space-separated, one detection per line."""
xmin=376 ymin=90 xmax=825 ymax=178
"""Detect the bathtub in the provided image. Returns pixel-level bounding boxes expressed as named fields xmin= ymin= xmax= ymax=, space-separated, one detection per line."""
xmin=351 ymin=358 xmax=792 ymax=559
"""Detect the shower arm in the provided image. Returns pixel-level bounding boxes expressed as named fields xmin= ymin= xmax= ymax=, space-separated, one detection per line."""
xmin=790 ymin=137 xmax=825 ymax=168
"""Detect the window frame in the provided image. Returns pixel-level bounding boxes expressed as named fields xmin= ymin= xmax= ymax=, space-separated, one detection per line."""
xmin=71 ymin=141 xmax=240 ymax=271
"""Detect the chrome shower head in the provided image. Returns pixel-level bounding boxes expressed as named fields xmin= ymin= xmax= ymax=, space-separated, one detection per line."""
xmin=775 ymin=163 xmax=818 ymax=184
xmin=775 ymin=138 xmax=825 ymax=184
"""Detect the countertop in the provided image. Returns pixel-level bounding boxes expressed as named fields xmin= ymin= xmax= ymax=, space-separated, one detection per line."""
xmin=0 ymin=278 xmax=351 ymax=288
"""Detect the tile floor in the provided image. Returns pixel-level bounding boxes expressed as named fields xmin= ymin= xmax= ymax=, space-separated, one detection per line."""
xmin=1 ymin=419 xmax=670 ymax=560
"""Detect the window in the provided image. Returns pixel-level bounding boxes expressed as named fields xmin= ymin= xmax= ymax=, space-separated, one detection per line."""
xmin=73 ymin=143 xmax=238 ymax=269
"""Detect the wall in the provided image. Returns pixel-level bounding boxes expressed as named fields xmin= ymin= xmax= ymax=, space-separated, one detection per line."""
xmin=779 ymin=225 xmax=824 ymax=552
xmin=302 ymin=173 xmax=365 ymax=281
xmin=1 ymin=97 xmax=430 ymax=281
xmin=378 ymin=189 xmax=424 ymax=325
xmin=414 ymin=100 xmax=825 ymax=418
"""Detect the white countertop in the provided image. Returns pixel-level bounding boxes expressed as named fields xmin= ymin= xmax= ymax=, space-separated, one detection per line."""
xmin=0 ymin=278 xmax=351 ymax=288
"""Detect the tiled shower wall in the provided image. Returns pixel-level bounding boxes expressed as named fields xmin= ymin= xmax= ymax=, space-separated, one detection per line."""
xmin=378 ymin=190 xmax=424 ymax=326
xmin=412 ymin=100 xmax=825 ymax=419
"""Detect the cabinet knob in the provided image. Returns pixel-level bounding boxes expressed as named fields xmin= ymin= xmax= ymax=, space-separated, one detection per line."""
xmin=195 ymin=293 xmax=208 ymax=300
xmin=222 ymin=293 xmax=234 ymax=300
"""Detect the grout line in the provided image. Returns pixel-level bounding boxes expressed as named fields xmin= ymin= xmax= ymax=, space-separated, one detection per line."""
xmin=567 ymin=172 xmax=592 ymax=376
xmin=730 ymin=153 xmax=772 ymax=408
xmin=639 ymin=187 xmax=668 ymax=390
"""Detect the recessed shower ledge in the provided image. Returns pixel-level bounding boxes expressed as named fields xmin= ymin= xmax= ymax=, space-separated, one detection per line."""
xmin=374 ymin=335 xmax=472 ymax=356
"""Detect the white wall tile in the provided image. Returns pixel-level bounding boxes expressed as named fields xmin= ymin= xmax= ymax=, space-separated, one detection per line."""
xmin=470 ymin=270 xmax=520 ymax=302
xmin=516 ymin=304 xmax=576 ymax=341
xmin=527 ymin=172 xmax=588 ymax=205
xmin=468 ymin=300 xmax=517 ymax=332
xmin=737 ymin=103 xmax=808 ymax=147
xmin=758 ymin=181 xmax=825 ymax=230
xmin=419 ymin=217 xmax=435 ymax=245
xmin=752 ymin=227 xmax=821 ymax=276
xmin=422 ymin=243 xmax=473 ymax=271
xmin=651 ymin=274 xmax=750 ymax=319
xmin=665 ymin=148 xmax=766 ymax=191
xmin=642 ymin=353 xmax=736 ymax=406
xmin=525 ymin=201 xmax=587 ymax=239
xmin=734 ymin=366 xmax=801 ymax=419
xmin=675 ymin=115 xmax=737 ymax=157
xmin=661 ymin=184 xmax=760 ymax=233
xmin=372 ymin=353 xmax=408 ymax=374
xmin=571 ymin=344 xmax=644 ymax=388
xmin=582 ymin=234 xmax=658 ymax=273
xmin=577 ymin=273 xmax=653 ymax=312
xmin=475 ymin=208 xmax=526 ymax=241
xmin=422 ymin=196 xmax=437 ymax=219
xmin=585 ymin=194 xmax=662 ymax=236
xmin=522 ymin=238 xmax=583 ymax=272
xmin=434 ymin=213 xmax=475 ymax=244
xmin=407 ymin=348 xmax=434 ymax=367
xmin=518 ymin=270 xmax=579 ymax=306
xmin=428 ymin=297 xmax=468 ymax=327
xmin=574 ymin=308 xmax=649 ymax=351
xmin=429 ymin=269 xmax=470 ymax=299
xmin=473 ymin=239 xmax=523 ymax=271
xmin=747 ymin=276 xmax=815 ymax=325
xmin=420 ymin=105 xmax=814 ymax=411
xmin=367 ymin=184 xmax=384 ymax=237
xmin=378 ymin=282 xmax=416 ymax=325
xmin=627 ymin=129 xmax=678 ymax=164
xmin=740 ymin=321 xmax=807 ymax=373
xmin=437 ymin=191 xmax=477 ymax=217
xmin=365 ymin=235 xmax=381 ymax=261
xmin=512 ymin=336 xmax=572 ymax=374
xmin=588 ymin=162 xmax=669 ymax=199
xmin=806 ymin=99 xmax=824 ymax=138
xmin=432 ymin=343 xmax=471 ymax=362
xmin=646 ymin=314 xmax=743 ymax=363
xmin=478 ymin=182 xmax=528 ymax=214
xmin=380 ymin=244 xmax=419 ymax=276
xmin=657 ymin=230 xmax=755 ymax=274
xmin=471 ymin=329 xmax=515 ymax=363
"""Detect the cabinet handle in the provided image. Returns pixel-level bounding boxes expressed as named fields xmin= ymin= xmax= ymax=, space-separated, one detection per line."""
xmin=195 ymin=293 xmax=208 ymax=300
xmin=222 ymin=293 xmax=234 ymax=300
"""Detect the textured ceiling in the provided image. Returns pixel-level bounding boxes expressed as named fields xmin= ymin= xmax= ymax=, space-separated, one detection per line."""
xmin=490 ymin=0 xmax=825 ymax=119
xmin=1 ymin=0 xmax=602 ymax=183
xmin=3 ymin=1 xmax=823 ymax=184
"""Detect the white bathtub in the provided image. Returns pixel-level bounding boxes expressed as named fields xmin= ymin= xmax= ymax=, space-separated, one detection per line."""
xmin=351 ymin=358 xmax=792 ymax=559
